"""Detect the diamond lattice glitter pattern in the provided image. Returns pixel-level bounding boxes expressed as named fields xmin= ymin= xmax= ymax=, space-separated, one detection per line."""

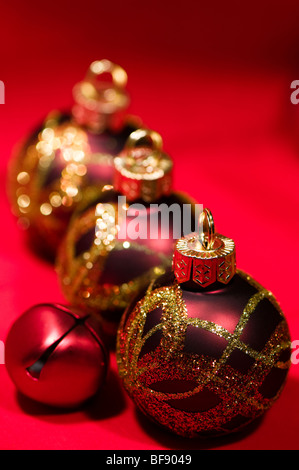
xmin=116 ymin=269 xmax=291 ymax=438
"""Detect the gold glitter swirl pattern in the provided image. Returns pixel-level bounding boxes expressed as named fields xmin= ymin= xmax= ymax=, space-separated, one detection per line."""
xmin=116 ymin=269 xmax=291 ymax=437
xmin=56 ymin=201 xmax=170 ymax=318
xmin=11 ymin=118 xmax=90 ymax=220
xmin=8 ymin=113 xmax=116 ymax=257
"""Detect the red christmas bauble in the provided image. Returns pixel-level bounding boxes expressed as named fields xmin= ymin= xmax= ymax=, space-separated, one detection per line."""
xmin=8 ymin=60 xmax=140 ymax=260
xmin=56 ymin=129 xmax=198 ymax=339
xmin=116 ymin=209 xmax=291 ymax=437
xmin=5 ymin=304 xmax=109 ymax=408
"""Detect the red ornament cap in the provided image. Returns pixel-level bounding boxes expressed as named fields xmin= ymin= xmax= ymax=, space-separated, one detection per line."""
xmin=173 ymin=208 xmax=236 ymax=288
xmin=72 ymin=59 xmax=130 ymax=132
xmin=113 ymin=128 xmax=173 ymax=202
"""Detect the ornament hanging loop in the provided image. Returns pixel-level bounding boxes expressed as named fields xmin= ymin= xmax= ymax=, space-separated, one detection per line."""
xmin=199 ymin=208 xmax=215 ymax=250
xmin=72 ymin=59 xmax=130 ymax=132
xmin=114 ymin=128 xmax=172 ymax=202
xmin=87 ymin=59 xmax=128 ymax=89
xmin=125 ymin=129 xmax=163 ymax=152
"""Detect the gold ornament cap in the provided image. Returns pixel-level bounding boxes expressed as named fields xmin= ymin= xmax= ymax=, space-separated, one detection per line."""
xmin=113 ymin=129 xmax=173 ymax=202
xmin=173 ymin=208 xmax=236 ymax=288
xmin=72 ymin=59 xmax=130 ymax=132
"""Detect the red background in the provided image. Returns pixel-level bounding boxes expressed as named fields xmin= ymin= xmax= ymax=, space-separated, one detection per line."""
xmin=0 ymin=0 xmax=299 ymax=450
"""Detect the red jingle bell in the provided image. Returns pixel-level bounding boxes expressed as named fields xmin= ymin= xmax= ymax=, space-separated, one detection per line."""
xmin=5 ymin=304 xmax=109 ymax=408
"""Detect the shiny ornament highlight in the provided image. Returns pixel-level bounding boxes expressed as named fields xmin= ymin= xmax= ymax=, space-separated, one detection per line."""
xmin=8 ymin=60 xmax=140 ymax=260
xmin=116 ymin=209 xmax=291 ymax=438
xmin=5 ymin=304 xmax=109 ymax=408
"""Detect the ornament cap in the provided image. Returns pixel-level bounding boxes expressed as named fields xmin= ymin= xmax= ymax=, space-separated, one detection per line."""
xmin=113 ymin=128 xmax=173 ymax=202
xmin=173 ymin=208 xmax=236 ymax=288
xmin=72 ymin=59 xmax=130 ymax=132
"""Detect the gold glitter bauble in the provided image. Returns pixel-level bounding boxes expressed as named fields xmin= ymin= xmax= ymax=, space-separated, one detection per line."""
xmin=8 ymin=60 xmax=140 ymax=260
xmin=56 ymin=186 xmax=196 ymax=339
xmin=116 ymin=211 xmax=291 ymax=438
xmin=56 ymin=129 xmax=198 ymax=340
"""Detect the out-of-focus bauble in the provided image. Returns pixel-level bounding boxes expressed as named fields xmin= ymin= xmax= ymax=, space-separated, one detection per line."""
xmin=116 ymin=209 xmax=291 ymax=438
xmin=5 ymin=303 xmax=109 ymax=408
xmin=56 ymin=129 xmax=198 ymax=339
xmin=8 ymin=59 xmax=141 ymax=260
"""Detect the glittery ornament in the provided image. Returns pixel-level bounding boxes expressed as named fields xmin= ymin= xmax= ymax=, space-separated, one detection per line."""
xmin=116 ymin=209 xmax=291 ymax=438
xmin=8 ymin=60 xmax=141 ymax=260
xmin=5 ymin=303 xmax=109 ymax=408
xmin=56 ymin=129 xmax=198 ymax=339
